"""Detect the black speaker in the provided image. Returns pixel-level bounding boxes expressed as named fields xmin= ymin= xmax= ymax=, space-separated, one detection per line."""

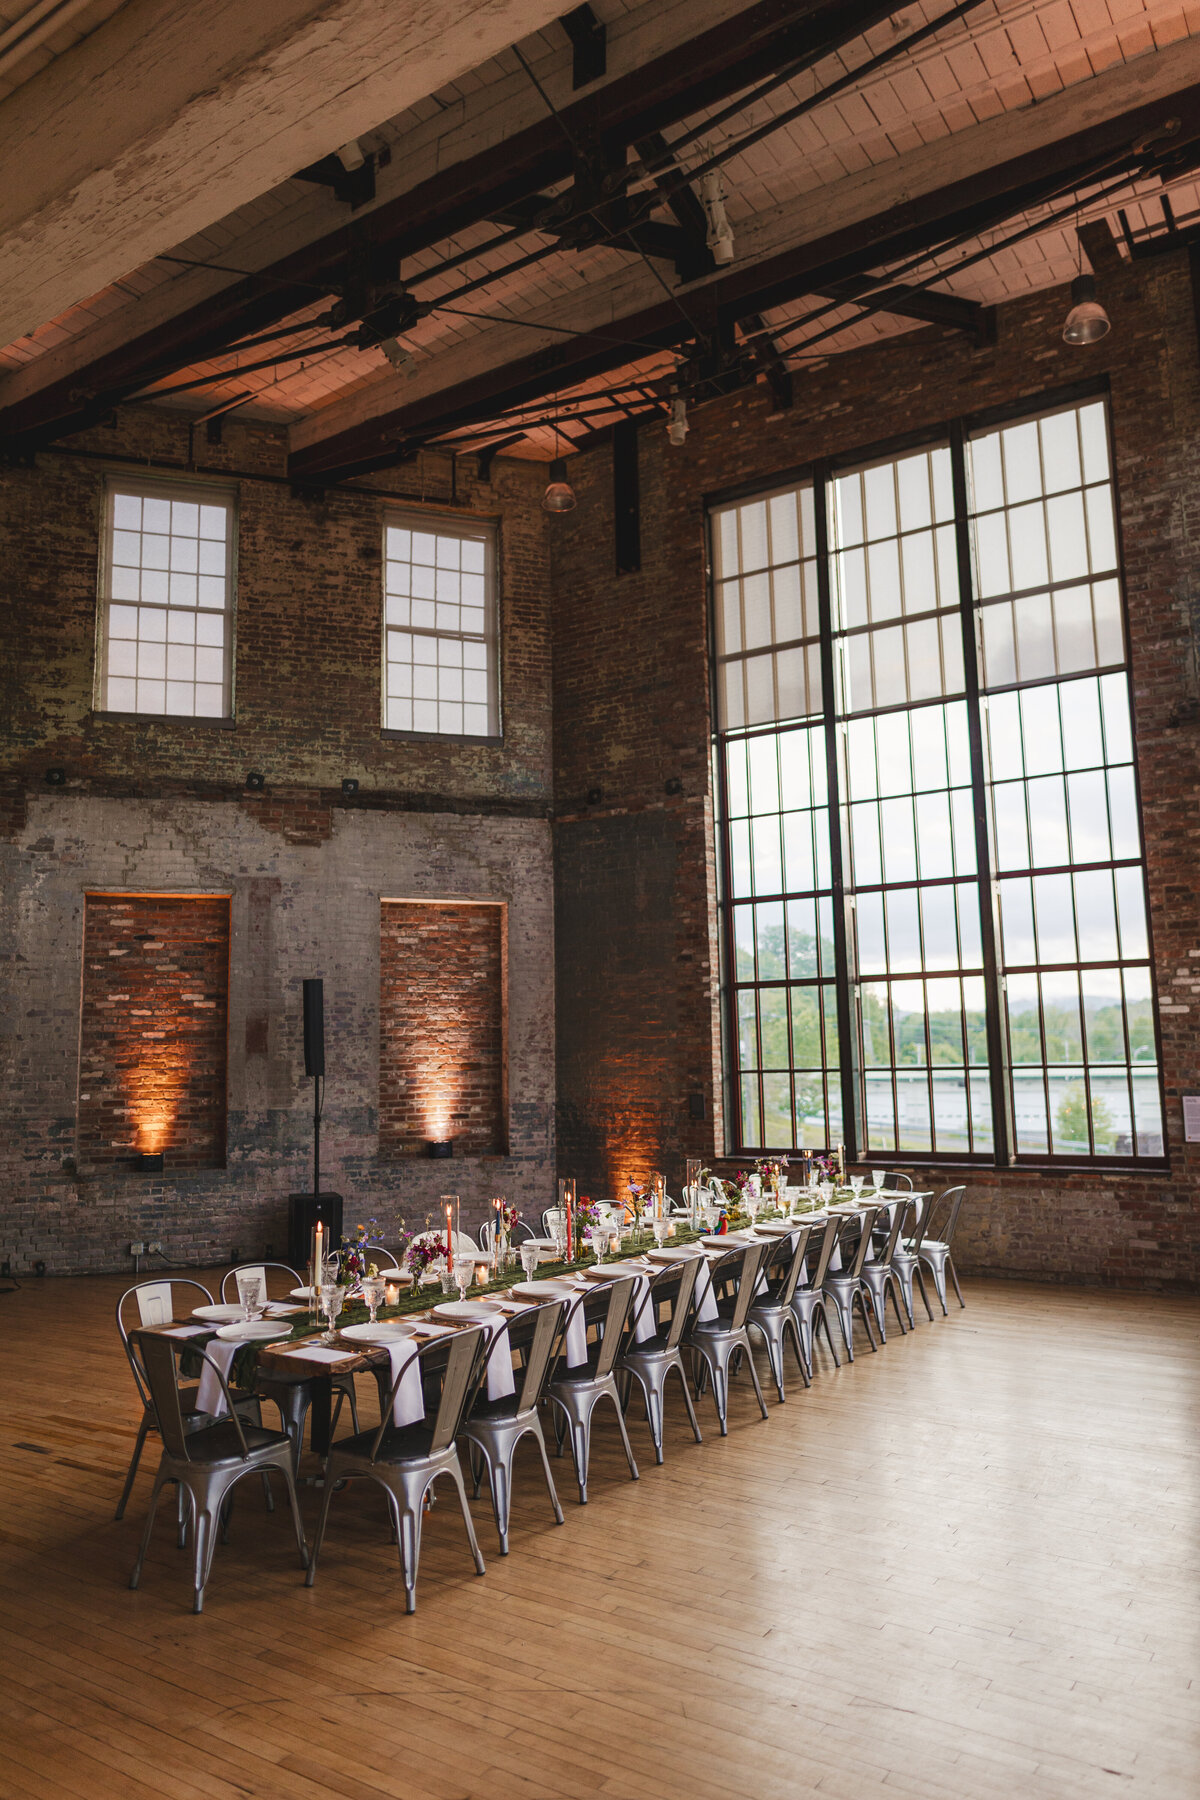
xmin=303 ymin=978 xmax=325 ymax=1077
xmin=287 ymin=1191 xmax=343 ymax=1270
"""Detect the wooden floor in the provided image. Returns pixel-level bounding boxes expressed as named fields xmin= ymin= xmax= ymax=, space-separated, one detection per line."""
xmin=0 ymin=1274 xmax=1197 ymax=1800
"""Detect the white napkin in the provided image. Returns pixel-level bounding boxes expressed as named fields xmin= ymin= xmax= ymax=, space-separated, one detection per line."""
xmin=620 ymin=1267 xmax=656 ymax=1342
xmin=564 ymin=1296 xmax=590 ymax=1367
xmin=280 ymin=1344 xmax=348 ymax=1363
xmin=385 ymin=1340 xmax=424 ymax=1428
xmin=690 ymin=1251 xmax=719 ymax=1322
xmin=196 ymin=1339 xmax=239 ymax=1417
xmin=162 ymin=1323 xmax=208 ymax=1339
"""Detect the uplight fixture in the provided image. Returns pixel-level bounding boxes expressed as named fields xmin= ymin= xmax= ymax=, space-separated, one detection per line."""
xmin=667 ymin=396 xmax=689 ymax=446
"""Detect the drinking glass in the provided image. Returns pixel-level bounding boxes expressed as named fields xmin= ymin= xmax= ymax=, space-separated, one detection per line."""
xmin=362 ymin=1277 xmax=385 ymax=1325
xmin=319 ymin=1283 xmax=344 ymax=1344
xmin=454 ymin=1255 xmax=475 ymax=1303
xmin=850 ymin=1174 xmax=865 ymax=1198
xmin=588 ymin=1225 xmax=607 ymax=1265
xmin=745 ymin=1193 xmax=760 ymax=1225
xmin=520 ymin=1241 xmax=540 ymax=1281
xmin=872 ymin=1170 xmax=887 ymax=1191
xmin=652 ymin=1217 xmax=670 ymax=1249
xmin=237 ymin=1272 xmax=265 ymax=1322
xmin=702 ymin=1204 xmax=721 ymax=1234
xmin=819 ymin=1180 xmax=834 ymax=1205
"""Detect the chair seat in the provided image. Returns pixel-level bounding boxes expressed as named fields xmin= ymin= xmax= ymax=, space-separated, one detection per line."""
xmin=690 ymin=1315 xmax=744 ymax=1340
xmin=549 ymin=1357 xmax=606 ymax=1387
xmin=622 ymin=1333 xmax=675 ymax=1359
xmin=177 ymin=1420 xmax=292 ymax=1466
xmin=329 ymin=1423 xmax=443 ymax=1465
xmin=467 ymin=1392 xmax=533 ymax=1425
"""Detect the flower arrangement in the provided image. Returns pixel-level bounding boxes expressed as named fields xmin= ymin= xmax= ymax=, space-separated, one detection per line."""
xmin=493 ymin=1200 xmax=520 ymax=1233
xmin=755 ymin=1156 xmax=789 ymax=1190
xmin=407 ymin=1234 xmax=448 ymax=1282
xmin=576 ymin=1197 xmax=603 ymax=1237
xmin=810 ymin=1153 xmax=839 ymax=1183
xmin=626 ymin=1180 xmax=646 ymax=1224
xmin=340 ymin=1217 xmax=402 ymax=1286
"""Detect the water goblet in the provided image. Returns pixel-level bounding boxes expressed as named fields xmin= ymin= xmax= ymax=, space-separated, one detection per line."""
xmin=319 ymin=1282 xmax=344 ymax=1344
xmin=588 ymin=1225 xmax=607 ymax=1265
xmin=454 ymin=1255 xmax=475 ymax=1304
xmin=362 ymin=1276 xmax=385 ymax=1325
xmin=652 ymin=1217 xmax=670 ymax=1250
xmin=745 ymin=1193 xmax=761 ymax=1225
xmin=872 ymin=1170 xmax=887 ymax=1192
xmin=850 ymin=1174 xmax=865 ymax=1198
xmin=702 ymin=1204 xmax=721 ymax=1235
xmin=520 ymin=1240 xmax=540 ymax=1281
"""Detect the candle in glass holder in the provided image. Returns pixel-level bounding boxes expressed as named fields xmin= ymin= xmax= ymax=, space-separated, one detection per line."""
xmin=475 ymin=1262 xmax=489 ymax=1288
xmin=385 ymin=1280 xmax=399 ymax=1307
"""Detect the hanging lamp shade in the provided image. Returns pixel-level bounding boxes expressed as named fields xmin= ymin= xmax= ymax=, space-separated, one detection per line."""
xmin=1062 ymin=273 xmax=1110 ymax=346
xmin=542 ymin=457 xmax=577 ymax=512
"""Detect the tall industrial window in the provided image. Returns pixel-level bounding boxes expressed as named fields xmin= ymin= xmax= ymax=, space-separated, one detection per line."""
xmin=383 ymin=514 xmax=499 ymax=737
xmin=98 ymin=482 xmax=234 ymax=718
xmin=712 ymin=393 xmax=1164 ymax=1167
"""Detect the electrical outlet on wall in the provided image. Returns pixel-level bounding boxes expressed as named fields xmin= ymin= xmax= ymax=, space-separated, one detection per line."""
xmin=147 ymin=1242 xmax=162 ymax=1255
xmin=129 ymin=1241 xmax=145 ymax=1256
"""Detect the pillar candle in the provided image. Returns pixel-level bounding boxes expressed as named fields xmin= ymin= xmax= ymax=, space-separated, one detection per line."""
xmin=445 ymin=1203 xmax=453 ymax=1268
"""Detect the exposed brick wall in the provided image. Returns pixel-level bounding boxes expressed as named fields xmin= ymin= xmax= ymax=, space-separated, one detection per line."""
xmin=379 ymin=901 xmax=506 ymax=1155
xmin=551 ymin=250 xmax=1200 ymax=1291
xmin=78 ymin=894 xmax=229 ymax=1169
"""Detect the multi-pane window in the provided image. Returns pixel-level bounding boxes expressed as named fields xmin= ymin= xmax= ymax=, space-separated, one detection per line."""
xmin=99 ymin=483 xmax=233 ymax=718
xmin=969 ymin=405 xmax=1158 ymax=1158
xmin=383 ymin=514 xmax=498 ymax=736
xmin=712 ymin=393 xmax=1164 ymax=1167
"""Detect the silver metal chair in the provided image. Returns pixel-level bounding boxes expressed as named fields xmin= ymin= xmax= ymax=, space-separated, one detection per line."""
xmin=822 ymin=1207 xmax=882 ymax=1361
xmin=462 ymin=1300 xmax=566 ymax=1552
xmin=689 ymin=1240 xmax=772 ymax=1434
xmin=747 ymin=1226 xmax=814 ymax=1402
xmin=889 ymin=1197 xmax=935 ymax=1326
xmin=219 ymin=1260 xmax=303 ymax=1302
xmin=114 ymin=1277 xmax=263 ymax=1522
xmin=788 ymin=1217 xmax=844 ymax=1376
xmin=128 ymin=1333 xmax=308 ymax=1614
xmin=548 ymin=1277 xmax=641 ymax=1503
xmin=859 ymin=1202 xmax=911 ymax=1342
xmin=917 ymin=1185 xmax=968 ymax=1313
xmin=618 ymin=1255 xmax=705 ymax=1463
xmin=305 ymin=1325 xmax=488 ymax=1613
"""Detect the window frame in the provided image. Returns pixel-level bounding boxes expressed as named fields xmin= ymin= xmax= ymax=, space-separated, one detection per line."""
xmin=94 ymin=474 xmax=237 ymax=722
xmin=708 ymin=378 xmax=1167 ymax=1172
xmin=380 ymin=507 xmax=502 ymax=741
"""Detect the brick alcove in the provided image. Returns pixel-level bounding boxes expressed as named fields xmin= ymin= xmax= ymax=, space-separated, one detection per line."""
xmin=379 ymin=899 xmax=507 ymax=1156
xmin=77 ymin=893 xmax=230 ymax=1170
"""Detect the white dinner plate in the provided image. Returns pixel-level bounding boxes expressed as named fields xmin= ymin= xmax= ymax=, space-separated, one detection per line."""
xmin=214 ymin=1320 xmax=292 ymax=1342
xmin=645 ymin=1246 xmax=699 ymax=1264
xmin=339 ymin=1320 xmax=418 ymax=1343
xmin=700 ymin=1235 xmax=752 ymax=1250
xmin=431 ymin=1300 xmax=504 ymax=1323
xmin=289 ymin=1287 xmax=318 ymax=1300
xmin=191 ymin=1304 xmax=243 ymax=1323
xmin=510 ymin=1280 xmax=573 ymax=1301
xmin=583 ymin=1264 xmax=631 ymax=1282
xmin=756 ymin=1222 xmax=797 ymax=1235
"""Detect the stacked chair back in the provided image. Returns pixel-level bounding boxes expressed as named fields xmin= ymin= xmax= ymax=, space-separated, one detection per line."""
xmin=368 ymin=1324 xmax=488 ymax=1462
xmin=771 ymin=1225 xmax=814 ymax=1306
xmin=844 ymin=1206 xmax=882 ymax=1279
xmin=514 ymin=1297 xmax=567 ymax=1411
xmin=806 ymin=1217 xmax=842 ymax=1289
xmin=589 ymin=1274 xmax=640 ymax=1376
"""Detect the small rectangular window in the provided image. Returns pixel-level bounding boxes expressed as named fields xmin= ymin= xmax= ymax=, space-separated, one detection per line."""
xmin=383 ymin=514 xmax=499 ymax=737
xmin=98 ymin=481 xmax=235 ymax=718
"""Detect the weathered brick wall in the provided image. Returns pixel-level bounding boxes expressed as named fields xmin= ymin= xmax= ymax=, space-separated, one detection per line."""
xmin=551 ymin=250 xmax=1200 ymax=1291
xmin=0 ymin=406 xmax=555 ymax=1273
xmin=78 ymin=894 xmax=229 ymax=1169
xmin=379 ymin=901 xmax=505 ymax=1155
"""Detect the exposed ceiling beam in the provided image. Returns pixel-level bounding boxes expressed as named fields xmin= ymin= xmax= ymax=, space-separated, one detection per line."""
xmin=286 ymin=45 xmax=1200 ymax=480
xmin=0 ymin=0 xmax=576 ymax=348
xmin=0 ymin=0 xmax=904 ymax=446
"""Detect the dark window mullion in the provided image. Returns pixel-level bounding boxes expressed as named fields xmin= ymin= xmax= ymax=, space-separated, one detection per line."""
xmin=950 ymin=422 xmax=1012 ymax=1164
xmin=815 ymin=461 xmax=860 ymax=1158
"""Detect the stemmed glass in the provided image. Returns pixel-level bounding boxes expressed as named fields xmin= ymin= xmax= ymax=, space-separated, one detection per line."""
xmin=850 ymin=1174 xmax=865 ymax=1199
xmin=702 ymin=1203 xmax=721 ymax=1235
xmin=520 ymin=1240 xmax=540 ymax=1282
xmin=745 ymin=1192 xmax=760 ymax=1226
xmin=454 ymin=1255 xmax=475 ymax=1304
xmin=587 ymin=1225 xmax=607 ymax=1265
xmin=871 ymin=1169 xmax=887 ymax=1193
xmin=652 ymin=1217 xmax=670 ymax=1250
xmin=361 ymin=1276 xmax=385 ymax=1325
xmin=319 ymin=1282 xmax=344 ymax=1344
xmin=237 ymin=1272 xmax=266 ymax=1322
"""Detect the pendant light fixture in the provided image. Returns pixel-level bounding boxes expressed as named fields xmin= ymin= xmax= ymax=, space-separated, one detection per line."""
xmin=1062 ymin=272 xmax=1110 ymax=345
xmin=667 ymin=395 xmax=689 ymax=445
xmin=542 ymin=396 xmax=577 ymax=512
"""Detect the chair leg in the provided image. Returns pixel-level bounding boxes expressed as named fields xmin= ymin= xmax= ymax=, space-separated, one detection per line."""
xmin=783 ymin=1314 xmax=811 ymax=1388
xmin=608 ymin=1390 xmax=640 ymax=1482
xmin=816 ymin=1301 xmax=841 ymax=1368
xmin=467 ymin=1438 xmax=484 ymax=1499
xmin=673 ymin=1361 xmax=704 ymax=1445
xmin=914 ymin=1263 xmax=934 ymax=1322
xmin=115 ymin=1413 xmax=151 ymax=1521
xmin=129 ymin=1467 xmax=168 ymax=1589
xmin=303 ymin=1462 xmax=339 ymax=1586
xmin=343 ymin=1377 xmax=362 ymax=1433
xmin=191 ymin=1494 xmax=224 ymax=1614
xmin=924 ymin=1254 xmax=949 ymax=1316
xmin=176 ymin=1478 xmax=188 ymax=1549
xmin=830 ymin=1292 xmax=855 ymax=1362
xmin=277 ymin=1460 xmax=309 ymax=1568
xmin=742 ymin=1337 xmax=770 ymax=1420
xmin=948 ymin=1254 xmax=966 ymax=1309
xmin=854 ymin=1290 xmax=878 ymax=1352
xmin=532 ymin=1420 xmax=565 ymax=1526
xmin=488 ymin=1447 xmax=513 ymax=1554
xmin=753 ymin=1321 xmax=786 ymax=1403
xmin=636 ymin=1371 xmax=665 ymax=1463
xmin=396 ymin=1499 xmax=423 ymax=1613
xmin=446 ymin=1460 xmax=487 ymax=1580
xmin=888 ymin=1278 xmax=908 ymax=1336
xmin=260 ymin=1471 xmax=276 ymax=1512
